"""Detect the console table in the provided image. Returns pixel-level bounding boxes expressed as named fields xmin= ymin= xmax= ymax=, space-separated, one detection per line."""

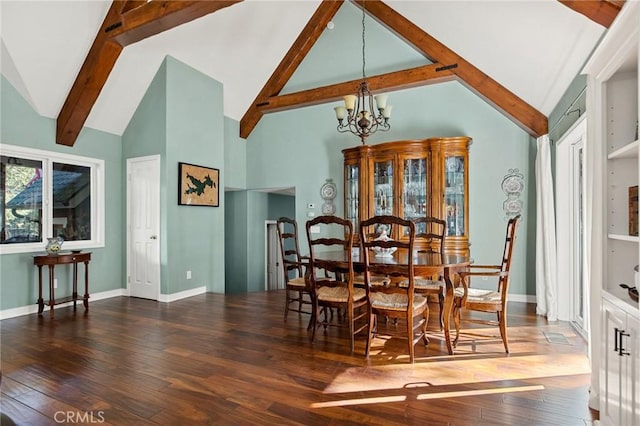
xmin=33 ymin=251 xmax=91 ymax=315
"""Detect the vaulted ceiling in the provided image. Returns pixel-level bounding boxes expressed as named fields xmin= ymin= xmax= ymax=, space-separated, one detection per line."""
xmin=0 ymin=1 xmax=621 ymax=147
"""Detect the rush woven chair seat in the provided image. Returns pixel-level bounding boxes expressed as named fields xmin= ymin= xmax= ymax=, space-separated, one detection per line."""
xmin=360 ymin=215 xmax=429 ymax=363
xmin=353 ymin=273 xmax=390 ymax=287
xmin=276 ymin=217 xmax=313 ymax=326
xmin=452 ymin=214 xmax=521 ymax=353
xmin=306 ymin=215 xmax=369 ymax=354
xmin=397 ymin=216 xmax=447 ymax=329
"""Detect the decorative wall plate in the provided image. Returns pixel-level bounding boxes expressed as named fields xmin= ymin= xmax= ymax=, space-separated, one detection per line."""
xmin=320 ymin=179 xmax=337 ymax=200
xmin=501 ymin=168 xmax=524 ymax=220
xmin=502 ymin=175 xmax=525 ymax=195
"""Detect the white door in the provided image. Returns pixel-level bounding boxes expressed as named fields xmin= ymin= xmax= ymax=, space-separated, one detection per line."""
xmin=555 ymin=116 xmax=588 ymax=333
xmin=127 ymin=155 xmax=161 ymax=300
xmin=265 ymin=221 xmax=284 ymax=291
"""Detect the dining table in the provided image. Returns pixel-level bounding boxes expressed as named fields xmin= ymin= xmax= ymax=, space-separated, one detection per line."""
xmin=309 ymin=248 xmax=473 ymax=355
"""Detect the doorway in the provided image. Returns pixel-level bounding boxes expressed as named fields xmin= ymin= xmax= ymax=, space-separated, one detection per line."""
xmin=555 ymin=116 xmax=588 ymax=336
xmin=126 ymin=155 xmax=161 ymax=300
xmin=265 ymin=221 xmax=284 ymax=291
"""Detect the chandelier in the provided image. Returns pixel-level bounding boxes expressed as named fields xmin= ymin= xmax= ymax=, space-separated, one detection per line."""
xmin=333 ymin=2 xmax=391 ymax=144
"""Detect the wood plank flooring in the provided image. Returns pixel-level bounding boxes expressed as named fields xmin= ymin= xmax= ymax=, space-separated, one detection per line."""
xmin=1 ymin=292 xmax=597 ymax=425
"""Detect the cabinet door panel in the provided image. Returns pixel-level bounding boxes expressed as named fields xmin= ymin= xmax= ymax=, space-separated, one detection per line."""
xmin=602 ymin=301 xmax=626 ymax=426
xmin=400 ymin=156 xmax=428 ymax=238
xmin=372 ymin=158 xmax=394 ymax=217
xmin=444 ymin=155 xmax=466 ymax=237
xmin=345 ymin=163 xmax=360 ymax=230
xmin=629 ymin=314 xmax=639 ymax=426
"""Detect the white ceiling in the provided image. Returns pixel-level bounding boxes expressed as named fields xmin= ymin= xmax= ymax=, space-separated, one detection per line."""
xmin=0 ymin=0 xmax=606 ymax=138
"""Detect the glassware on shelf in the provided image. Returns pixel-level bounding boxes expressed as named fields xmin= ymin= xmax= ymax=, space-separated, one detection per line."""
xmin=445 ymin=195 xmax=465 ymax=237
xmin=346 ymin=164 xmax=360 ymax=225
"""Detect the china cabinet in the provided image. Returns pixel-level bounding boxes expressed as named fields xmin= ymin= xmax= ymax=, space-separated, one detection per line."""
xmin=342 ymin=137 xmax=471 ymax=255
xmin=583 ymin=1 xmax=640 ymax=424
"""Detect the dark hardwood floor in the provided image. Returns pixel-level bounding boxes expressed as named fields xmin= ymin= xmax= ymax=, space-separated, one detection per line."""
xmin=1 ymin=292 xmax=597 ymax=425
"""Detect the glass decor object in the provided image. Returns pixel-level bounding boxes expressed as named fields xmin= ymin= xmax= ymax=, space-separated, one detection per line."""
xmin=45 ymin=236 xmax=64 ymax=255
xmin=444 ymin=155 xmax=465 ymax=237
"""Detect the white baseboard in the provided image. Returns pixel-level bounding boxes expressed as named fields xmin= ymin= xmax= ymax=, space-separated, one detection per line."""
xmin=509 ymin=293 xmax=536 ymax=304
xmin=0 ymin=288 xmax=127 ymax=320
xmin=1 ymin=286 xmax=207 ymax=320
xmin=158 ymin=286 xmax=206 ymax=303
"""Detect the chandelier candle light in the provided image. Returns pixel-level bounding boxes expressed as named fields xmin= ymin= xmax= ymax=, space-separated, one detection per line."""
xmin=334 ymin=1 xmax=391 ymax=144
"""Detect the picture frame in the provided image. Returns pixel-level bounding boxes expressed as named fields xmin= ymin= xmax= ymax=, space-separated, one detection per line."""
xmin=178 ymin=162 xmax=219 ymax=207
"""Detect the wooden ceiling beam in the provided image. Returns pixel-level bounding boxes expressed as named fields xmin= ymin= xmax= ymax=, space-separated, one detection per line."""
xmin=239 ymin=0 xmax=343 ymax=139
xmin=56 ymin=0 xmax=242 ymax=147
xmin=258 ymin=63 xmax=455 ymax=113
xmin=358 ymin=0 xmax=548 ymax=138
xmin=558 ymin=0 xmax=623 ymax=28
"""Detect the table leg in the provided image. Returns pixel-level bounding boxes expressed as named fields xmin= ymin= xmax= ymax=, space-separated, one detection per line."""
xmin=83 ymin=260 xmax=90 ymax=311
xmin=442 ymin=266 xmax=454 ymax=355
xmin=72 ymin=262 xmax=78 ymax=311
xmin=37 ymin=265 xmax=44 ymax=314
xmin=304 ymin=265 xmax=314 ymax=331
xmin=48 ymin=264 xmax=55 ymax=316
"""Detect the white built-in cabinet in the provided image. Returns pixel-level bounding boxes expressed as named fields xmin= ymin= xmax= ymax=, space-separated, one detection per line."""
xmin=584 ymin=2 xmax=640 ymax=425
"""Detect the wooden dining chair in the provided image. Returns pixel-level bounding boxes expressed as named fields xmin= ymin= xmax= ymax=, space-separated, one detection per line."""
xmin=397 ymin=216 xmax=447 ymax=329
xmin=452 ymin=214 xmax=521 ymax=353
xmin=306 ymin=215 xmax=369 ymax=354
xmin=353 ymin=227 xmax=391 ymax=288
xmin=276 ymin=217 xmax=313 ymax=324
xmin=360 ymin=215 xmax=429 ymax=363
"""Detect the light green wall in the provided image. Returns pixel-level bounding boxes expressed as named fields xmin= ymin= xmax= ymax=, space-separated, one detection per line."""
xmin=246 ymin=83 xmax=534 ymax=296
xmin=225 ymin=191 xmax=294 ymax=293
xmin=122 ymin=57 xmax=168 ymax=293
xmin=246 ymin=191 xmax=269 ymax=292
xmin=242 ymin=2 xmax=535 ymax=296
xmin=283 ymin=1 xmax=429 ymax=94
xmin=123 ymin=56 xmax=225 ymax=295
xmin=224 ymin=117 xmax=246 ymax=189
xmin=0 ymin=75 xmax=123 ymax=309
xmin=224 ymin=190 xmax=248 ymax=293
xmin=1 ymin=0 xmax=565 ymax=306
xmin=548 ymin=74 xmax=587 ymax=143
xmin=166 ymin=56 xmax=225 ymax=294
xmin=268 ymin=193 xmax=295 ymax=222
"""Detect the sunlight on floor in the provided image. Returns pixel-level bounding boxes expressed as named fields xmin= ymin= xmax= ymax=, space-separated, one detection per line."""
xmin=323 ymin=352 xmax=590 ymax=394
xmin=311 ymin=384 xmax=545 ymax=408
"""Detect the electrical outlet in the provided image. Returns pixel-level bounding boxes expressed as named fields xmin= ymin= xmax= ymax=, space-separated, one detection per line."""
xmin=54 ymin=278 xmax=58 ymax=289
xmin=186 ymin=270 xmax=192 ymax=279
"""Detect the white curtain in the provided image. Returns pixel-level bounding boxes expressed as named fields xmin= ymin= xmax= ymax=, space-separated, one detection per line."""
xmin=535 ymin=134 xmax=558 ymax=321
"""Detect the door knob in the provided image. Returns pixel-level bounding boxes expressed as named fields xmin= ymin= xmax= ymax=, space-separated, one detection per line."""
xmin=150 ymin=235 xmax=157 ymax=240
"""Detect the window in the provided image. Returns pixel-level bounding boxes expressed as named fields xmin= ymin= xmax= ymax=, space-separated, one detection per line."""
xmin=0 ymin=144 xmax=104 ymax=254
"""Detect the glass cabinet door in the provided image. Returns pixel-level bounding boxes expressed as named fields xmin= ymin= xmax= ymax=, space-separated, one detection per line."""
xmin=373 ymin=159 xmax=394 ymax=216
xmin=402 ymin=157 xmax=428 ymax=236
xmin=345 ymin=163 xmax=359 ymax=229
xmin=444 ymin=155 xmax=465 ymax=237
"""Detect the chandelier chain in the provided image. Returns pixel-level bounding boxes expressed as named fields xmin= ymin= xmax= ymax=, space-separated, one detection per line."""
xmin=333 ymin=0 xmax=391 ymax=144
xmin=361 ymin=3 xmax=366 ymax=80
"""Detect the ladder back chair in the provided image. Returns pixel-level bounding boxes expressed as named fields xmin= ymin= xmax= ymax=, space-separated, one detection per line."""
xmin=276 ymin=217 xmax=313 ymax=325
xmin=306 ymin=215 xmax=368 ymax=354
xmin=398 ymin=216 xmax=447 ymax=329
xmin=452 ymin=214 xmax=521 ymax=353
xmin=360 ymin=215 xmax=429 ymax=363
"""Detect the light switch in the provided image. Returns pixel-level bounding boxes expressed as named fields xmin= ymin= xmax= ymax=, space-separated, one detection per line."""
xmin=310 ymin=225 xmax=320 ymax=234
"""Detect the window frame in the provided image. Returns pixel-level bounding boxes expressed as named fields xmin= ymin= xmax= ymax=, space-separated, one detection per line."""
xmin=0 ymin=144 xmax=105 ymax=254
